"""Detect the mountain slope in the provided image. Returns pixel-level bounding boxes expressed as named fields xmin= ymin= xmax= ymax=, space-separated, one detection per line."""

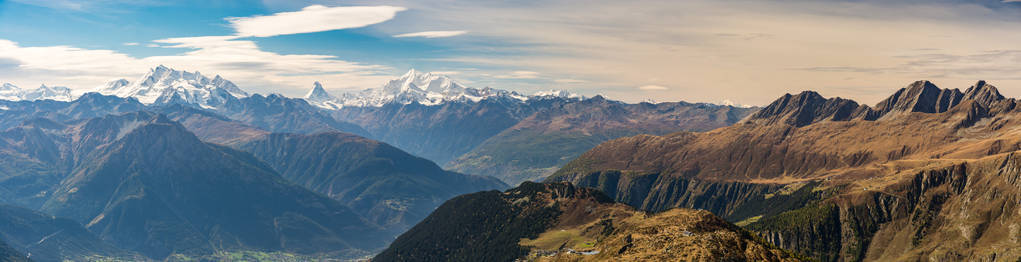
xmin=0 ymin=205 xmax=138 ymax=262
xmin=448 ymin=97 xmax=757 ymax=185
xmin=546 ymin=80 xmax=1021 ymax=260
xmin=234 ymin=132 xmax=506 ymax=231
xmin=333 ymin=97 xmax=535 ymax=164
xmin=37 ymin=114 xmax=385 ymax=259
xmin=156 ymin=104 xmax=269 ymax=144
xmin=0 ymin=93 xmax=145 ymax=131
xmin=224 ymin=94 xmax=368 ymax=136
xmin=374 ymin=182 xmax=799 ymax=261
xmin=0 ymin=239 xmax=28 ymax=262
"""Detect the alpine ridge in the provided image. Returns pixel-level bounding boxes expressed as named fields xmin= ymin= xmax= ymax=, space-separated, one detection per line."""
xmin=96 ymin=65 xmax=248 ymax=109
xmin=302 ymin=69 xmax=586 ymax=109
xmin=0 ymin=83 xmax=74 ymax=102
xmin=549 ymin=80 xmax=1021 ymax=261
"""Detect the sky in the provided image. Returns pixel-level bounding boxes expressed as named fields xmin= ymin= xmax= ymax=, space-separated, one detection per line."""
xmin=1 ymin=0 xmax=1020 ymax=106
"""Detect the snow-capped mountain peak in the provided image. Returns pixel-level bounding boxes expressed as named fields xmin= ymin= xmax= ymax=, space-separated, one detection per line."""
xmin=532 ymin=90 xmax=581 ymax=99
xmin=382 ymin=69 xmax=468 ymax=95
xmin=303 ymin=81 xmax=344 ymax=110
xmin=97 ymin=65 xmax=249 ymax=109
xmin=0 ymin=83 xmax=74 ymax=101
xmin=305 ymin=81 xmax=334 ymax=100
xmin=302 ymin=69 xmax=585 ymax=109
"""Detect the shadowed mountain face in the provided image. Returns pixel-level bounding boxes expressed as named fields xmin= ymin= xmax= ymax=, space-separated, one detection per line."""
xmin=547 ymin=80 xmax=1021 ymax=260
xmin=375 ymin=182 xmax=799 ymax=262
xmin=0 ymin=205 xmax=139 ymax=262
xmin=235 ymin=132 xmax=506 ymax=231
xmin=0 ymin=112 xmax=387 ymax=260
xmin=0 ymin=240 xmax=28 ymax=262
xmin=0 ymin=99 xmax=510 ymax=259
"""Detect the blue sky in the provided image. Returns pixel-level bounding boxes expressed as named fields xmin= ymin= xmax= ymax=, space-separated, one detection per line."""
xmin=1 ymin=0 xmax=1021 ymax=105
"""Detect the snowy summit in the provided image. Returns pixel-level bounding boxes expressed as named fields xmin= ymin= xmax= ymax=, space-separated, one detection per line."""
xmin=96 ymin=65 xmax=249 ymax=109
xmin=304 ymin=69 xmax=581 ymax=109
xmin=0 ymin=83 xmax=74 ymax=102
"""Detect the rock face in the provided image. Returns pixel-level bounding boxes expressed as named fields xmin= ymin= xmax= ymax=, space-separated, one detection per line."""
xmin=549 ymin=81 xmax=1021 ymax=260
xmin=873 ymin=80 xmax=964 ymax=115
xmin=745 ymin=80 xmax=1015 ymax=127
xmin=746 ymin=91 xmax=866 ymax=127
xmin=374 ymin=182 xmax=800 ymax=262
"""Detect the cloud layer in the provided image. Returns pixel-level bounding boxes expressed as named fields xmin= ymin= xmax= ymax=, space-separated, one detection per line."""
xmin=393 ymin=30 xmax=468 ymax=38
xmin=227 ymin=5 xmax=406 ymax=37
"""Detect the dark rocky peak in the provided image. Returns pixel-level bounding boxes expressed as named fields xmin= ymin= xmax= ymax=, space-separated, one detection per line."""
xmin=962 ymin=80 xmax=1005 ymax=107
xmin=746 ymin=91 xmax=865 ymax=127
xmin=873 ymin=80 xmax=963 ymax=116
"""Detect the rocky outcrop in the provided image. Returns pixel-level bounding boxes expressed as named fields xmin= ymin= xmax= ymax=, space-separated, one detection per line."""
xmin=548 ymin=171 xmax=838 ymax=223
xmin=745 ymin=91 xmax=867 ymax=127
xmin=873 ymin=80 xmax=964 ymax=116
xmin=375 ymin=182 xmax=800 ymax=261
xmin=746 ymin=158 xmax=1021 ymax=261
xmin=549 ymin=81 xmax=1021 ymax=261
xmin=746 ymin=80 xmax=1014 ymax=127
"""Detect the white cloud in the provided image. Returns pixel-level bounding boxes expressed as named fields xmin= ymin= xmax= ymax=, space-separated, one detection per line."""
xmin=494 ymin=71 xmax=540 ymax=79
xmin=429 ymin=71 xmax=461 ymax=75
xmin=393 ymin=30 xmax=468 ymax=38
xmin=0 ymin=38 xmax=392 ymax=96
xmin=554 ymin=78 xmax=586 ymax=84
xmin=227 ymin=5 xmax=406 ymax=37
xmin=382 ymin=0 xmax=1021 ymax=104
xmin=637 ymin=85 xmax=668 ymax=91
xmin=0 ymin=4 xmax=417 ymax=96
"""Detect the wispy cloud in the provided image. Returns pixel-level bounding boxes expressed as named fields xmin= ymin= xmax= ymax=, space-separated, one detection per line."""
xmin=638 ymin=85 xmax=668 ymax=91
xmin=429 ymin=71 xmax=461 ymax=75
xmin=494 ymin=71 xmax=540 ymax=79
xmin=393 ymin=30 xmax=468 ymax=38
xmin=227 ymin=5 xmax=406 ymax=37
xmin=123 ymin=42 xmax=139 ymax=46
xmin=0 ymin=37 xmax=392 ymax=95
xmin=375 ymin=0 xmax=1021 ymax=105
xmin=554 ymin=78 xmax=586 ymax=84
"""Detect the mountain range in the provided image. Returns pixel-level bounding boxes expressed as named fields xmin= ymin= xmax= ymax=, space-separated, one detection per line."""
xmin=0 ymin=65 xmax=759 ymax=260
xmin=313 ymin=69 xmax=755 ymax=185
xmin=0 ymin=83 xmax=74 ymax=102
xmin=545 ymin=80 xmax=1021 ymax=260
xmin=6 ymin=66 xmax=752 ymax=186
